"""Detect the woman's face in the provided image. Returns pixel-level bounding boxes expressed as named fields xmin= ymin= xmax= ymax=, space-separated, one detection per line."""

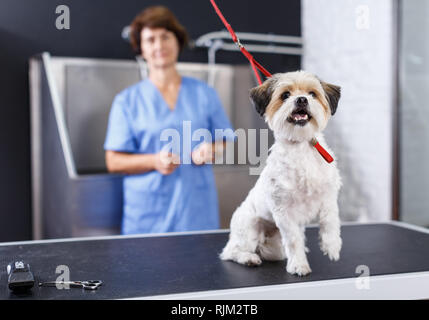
xmin=140 ymin=27 xmax=179 ymax=69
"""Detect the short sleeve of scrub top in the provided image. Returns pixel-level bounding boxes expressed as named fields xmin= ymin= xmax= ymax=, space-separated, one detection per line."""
xmin=104 ymin=94 xmax=138 ymax=153
xmin=104 ymin=76 xmax=236 ymax=235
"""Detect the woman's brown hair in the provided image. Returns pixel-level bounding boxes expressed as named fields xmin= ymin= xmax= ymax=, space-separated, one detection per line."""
xmin=130 ymin=6 xmax=189 ymax=54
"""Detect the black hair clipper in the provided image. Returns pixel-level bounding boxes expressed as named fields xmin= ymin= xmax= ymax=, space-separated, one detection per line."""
xmin=7 ymin=261 xmax=35 ymax=292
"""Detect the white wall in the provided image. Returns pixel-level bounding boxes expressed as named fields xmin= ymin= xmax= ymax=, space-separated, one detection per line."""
xmin=400 ymin=0 xmax=429 ymax=227
xmin=302 ymin=0 xmax=396 ymax=221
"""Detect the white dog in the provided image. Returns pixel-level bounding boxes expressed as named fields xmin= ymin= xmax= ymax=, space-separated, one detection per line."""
xmin=220 ymin=70 xmax=342 ymax=276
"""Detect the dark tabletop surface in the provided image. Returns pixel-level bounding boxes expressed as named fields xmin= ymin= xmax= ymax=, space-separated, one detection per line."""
xmin=1 ymin=223 xmax=428 ymax=300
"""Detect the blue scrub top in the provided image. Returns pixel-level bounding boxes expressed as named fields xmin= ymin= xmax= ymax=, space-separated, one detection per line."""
xmin=104 ymin=76 xmax=235 ymax=234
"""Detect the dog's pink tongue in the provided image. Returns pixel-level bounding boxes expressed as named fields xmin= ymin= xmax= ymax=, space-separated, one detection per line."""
xmin=294 ymin=114 xmax=308 ymax=120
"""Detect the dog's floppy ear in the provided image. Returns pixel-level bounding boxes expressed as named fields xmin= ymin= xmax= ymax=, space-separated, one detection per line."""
xmin=250 ymin=77 xmax=277 ymax=116
xmin=320 ymin=80 xmax=341 ymax=115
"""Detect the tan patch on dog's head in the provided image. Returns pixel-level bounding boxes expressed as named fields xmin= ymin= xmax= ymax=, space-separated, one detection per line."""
xmin=249 ymin=75 xmax=280 ymax=116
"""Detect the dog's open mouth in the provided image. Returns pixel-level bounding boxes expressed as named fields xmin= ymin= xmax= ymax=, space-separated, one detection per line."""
xmin=287 ymin=108 xmax=312 ymax=126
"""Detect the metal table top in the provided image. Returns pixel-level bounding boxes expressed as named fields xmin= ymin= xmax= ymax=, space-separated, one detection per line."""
xmin=1 ymin=222 xmax=428 ymax=299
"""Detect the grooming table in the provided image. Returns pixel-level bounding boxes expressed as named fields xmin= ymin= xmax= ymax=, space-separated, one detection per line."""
xmin=0 ymin=222 xmax=428 ymax=300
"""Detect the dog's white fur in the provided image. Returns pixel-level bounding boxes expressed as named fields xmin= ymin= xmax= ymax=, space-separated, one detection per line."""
xmin=220 ymin=70 xmax=342 ymax=276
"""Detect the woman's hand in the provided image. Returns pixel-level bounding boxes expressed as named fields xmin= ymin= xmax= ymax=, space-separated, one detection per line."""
xmin=153 ymin=151 xmax=180 ymax=175
xmin=191 ymin=142 xmax=215 ymax=165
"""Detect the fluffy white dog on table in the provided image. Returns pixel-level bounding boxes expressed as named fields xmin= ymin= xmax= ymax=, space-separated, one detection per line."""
xmin=220 ymin=70 xmax=342 ymax=276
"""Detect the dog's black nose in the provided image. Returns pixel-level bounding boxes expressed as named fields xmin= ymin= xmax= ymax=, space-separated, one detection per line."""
xmin=295 ymin=96 xmax=308 ymax=107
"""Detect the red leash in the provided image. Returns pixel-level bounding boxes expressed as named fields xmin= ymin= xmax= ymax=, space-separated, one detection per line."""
xmin=209 ymin=0 xmax=271 ymax=85
xmin=209 ymin=0 xmax=334 ymax=164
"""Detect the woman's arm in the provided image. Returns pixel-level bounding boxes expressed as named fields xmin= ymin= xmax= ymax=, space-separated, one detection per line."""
xmin=105 ymin=150 xmax=179 ymax=175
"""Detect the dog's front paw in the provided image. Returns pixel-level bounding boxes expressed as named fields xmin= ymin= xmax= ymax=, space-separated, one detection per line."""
xmin=220 ymin=246 xmax=262 ymax=267
xmin=320 ymin=233 xmax=342 ymax=261
xmin=286 ymin=257 xmax=312 ymax=276
xmin=240 ymin=252 xmax=262 ymax=267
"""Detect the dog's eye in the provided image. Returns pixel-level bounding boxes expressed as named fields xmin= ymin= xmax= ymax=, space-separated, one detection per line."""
xmin=281 ymin=91 xmax=290 ymax=100
xmin=309 ymin=91 xmax=317 ymax=98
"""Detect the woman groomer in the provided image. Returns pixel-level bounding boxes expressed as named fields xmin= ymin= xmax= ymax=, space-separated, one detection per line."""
xmin=104 ymin=6 xmax=235 ymax=234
